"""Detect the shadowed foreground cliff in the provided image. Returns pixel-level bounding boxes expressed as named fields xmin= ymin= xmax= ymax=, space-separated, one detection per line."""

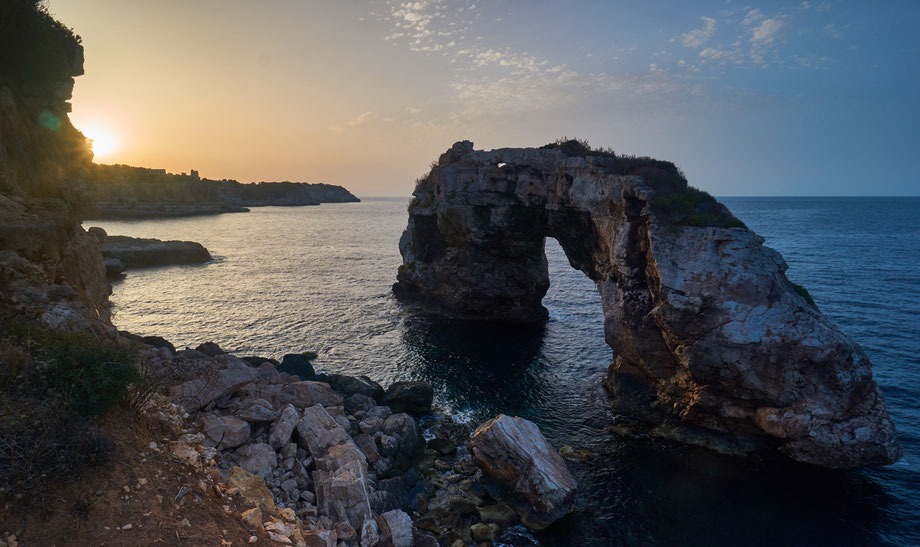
xmin=0 ymin=1 xmax=110 ymax=335
xmin=394 ymin=140 xmax=901 ymax=469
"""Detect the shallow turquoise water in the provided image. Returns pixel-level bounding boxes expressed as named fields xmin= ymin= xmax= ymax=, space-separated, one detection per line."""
xmin=88 ymin=196 xmax=920 ymax=546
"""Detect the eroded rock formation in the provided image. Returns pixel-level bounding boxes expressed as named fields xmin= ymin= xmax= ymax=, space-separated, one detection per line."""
xmin=394 ymin=140 xmax=901 ymax=468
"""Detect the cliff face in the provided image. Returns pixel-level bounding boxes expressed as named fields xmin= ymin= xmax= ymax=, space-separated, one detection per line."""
xmin=85 ymin=165 xmax=360 ymax=219
xmin=0 ymin=11 xmax=111 ymax=334
xmin=394 ymin=141 xmax=901 ymax=468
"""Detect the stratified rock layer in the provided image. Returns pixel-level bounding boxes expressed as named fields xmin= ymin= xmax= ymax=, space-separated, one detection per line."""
xmin=394 ymin=141 xmax=901 ymax=468
xmin=99 ymin=235 xmax=212 ymax=268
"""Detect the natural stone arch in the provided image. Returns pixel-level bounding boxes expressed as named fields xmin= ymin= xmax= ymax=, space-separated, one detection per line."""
xmin=393 ymin=141 xmax=901 ymax=468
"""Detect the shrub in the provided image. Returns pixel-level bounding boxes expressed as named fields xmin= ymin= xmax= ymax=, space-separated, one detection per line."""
xmin=793 ymin=283 xmax=817 ymax=308
xmin=39 ymin=330 xmax=141 ymax=417
xmin=541 ymin=137 xmax=746 ymax=229
xmin=0 ymin=319 xmax=141 ymax=493
xmin=0 ymin=0 xmax=82 ymax=87
xmin=540 ymin=137 xmax=616 ymax=158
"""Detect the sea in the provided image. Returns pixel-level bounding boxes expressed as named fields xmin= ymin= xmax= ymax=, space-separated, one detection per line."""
xmin=86 ymin=196 xmax=920 ymax=546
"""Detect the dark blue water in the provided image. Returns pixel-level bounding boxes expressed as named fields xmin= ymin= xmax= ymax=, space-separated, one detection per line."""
xmin=88 ymin=196 xmax=920 ymax=546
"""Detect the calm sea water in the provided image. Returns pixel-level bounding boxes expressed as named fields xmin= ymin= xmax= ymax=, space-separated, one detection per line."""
xmin=87 ymin=197 xmax=920 ymax=546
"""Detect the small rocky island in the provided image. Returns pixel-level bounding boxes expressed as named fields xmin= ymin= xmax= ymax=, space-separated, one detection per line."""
xmin=86 ymin=227 xmax=213 ymax=279
xmin=394 ymin=140 xmax=901 ymax=469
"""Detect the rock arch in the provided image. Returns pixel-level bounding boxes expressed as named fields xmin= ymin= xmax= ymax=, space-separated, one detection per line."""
xmin=393 ymin=141 xmax=900 ymax=468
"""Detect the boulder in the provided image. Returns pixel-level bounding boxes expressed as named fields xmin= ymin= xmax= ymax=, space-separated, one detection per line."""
xmin=353 ymin=433 xmax=381 ymax=464
xmin=195 ymin=341 xmax=225 ymax=356
xmin=427 ymin=438 xmax=456 ymax=456
xmin=383 ymin=413 xmax=423 ymax=458
xmin=375 ymin=509 xmax=414 ymax=547
xmin=141 ymin=335 xmax=175 ymax=353
xmin=257 ymin=362 xmax=281 ymax=383
xmin=383 ymin=381 xmax=433 ymax=414
xmin=477 ymin=502 xmax=517 ymax=524
xmin=169 ymin=354 xmax=259 ymax=412
xmin=313 ymin=459 xmax=373 ymax=531
xmin=241 ymin=356 xmax=278 ymax=367
xmin=202 ymin=415 xmax=251 ymax=449
xmin=238 ymin=443 xmax=277 ymax=477
xmin=240 ymin=507 xmax=262 ymax=529
xmin=296 ymin=404 xmax=366 ymax=471
xmin=359 ymin=416 xmax=384 ymax=435
xmin=228 ymin=466 xmax=276 ymax=511
xmin=360 ymin=520 xmax=379 ymax=547
xmin=323 ymin=374 xmax=385 ymax=401
xmin=87 ymin=226 xmax=108 ymax=243
xmin=238 ymin=398 xmax=278 ymax=422
xmin=366 ymin=405 xmax=392 ymax=421
xmin=471 ymin=523 xmax=500 ymax=542
xmin=269 ymin=404 xmax=300 ymax=449
xmin=345 ymin=394 xmax=377 ymax=414
xmin=280 ymin=381 xmax=343 ymax=409
xmin=302 ymin=530 xmax=337 ymax=547
xmin=279 ymin=353 xmax=317 ymax=380
xmin=469 ymin=415 xmax=576 ymax=530
xmin=103 ymin=257 xmax=125 ymax=279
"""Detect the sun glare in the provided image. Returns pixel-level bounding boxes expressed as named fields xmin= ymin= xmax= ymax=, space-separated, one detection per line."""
xmin=82 ymin=127 xmax=117 ymax=158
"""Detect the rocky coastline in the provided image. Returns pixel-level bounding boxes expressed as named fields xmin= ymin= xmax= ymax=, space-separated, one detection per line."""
xmin=133 ymin=338 xmax=577 ymax=546
xmin=85 ymin=164 xmax=360 ymax=220
xmin=91 ymin=200 xmax=250 ymax=219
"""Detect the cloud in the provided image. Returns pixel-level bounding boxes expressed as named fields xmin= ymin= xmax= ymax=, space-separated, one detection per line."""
xmin=751 ymin=17 xmax=786 ymax=44
xmin=681 ymin=16 xmax=716 ymax=48
xmin=472 ymin=48 xmax=548 ymax=73
xmin=347 ymin=111 xmax=374 ymax=126
xmin=823 ymin=23 xmax=842 ymax=39
xmin=742 ymin=9 xmax=764 ymax=27
xmin=329 ymin=111 xmax=375 ymax=132
xmin=700 ymin=47 xmax=737 ymax=61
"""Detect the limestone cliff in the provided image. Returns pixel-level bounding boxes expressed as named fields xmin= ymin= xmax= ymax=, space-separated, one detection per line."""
xmin=85 ymin=164 xmax=360 ymax=219
xmin=0 ymin=2 xmax=111 ymax=334
xmin=393 ymin=140 xmax=901 ymax=468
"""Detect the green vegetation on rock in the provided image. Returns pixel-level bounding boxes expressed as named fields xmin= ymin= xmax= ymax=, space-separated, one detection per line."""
xmin=542 ymin=138 xmax=746 ymax=229
xmin=0 ymin=320 xmax=144 ymax=493
xmin=793 ymin=283 xmax=818 ymax=308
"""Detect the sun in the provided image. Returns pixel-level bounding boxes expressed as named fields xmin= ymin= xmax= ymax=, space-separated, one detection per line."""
xmin=82 ymin=127 xmax=118 ymax=158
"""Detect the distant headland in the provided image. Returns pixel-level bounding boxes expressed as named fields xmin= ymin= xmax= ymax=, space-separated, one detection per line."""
xmin=84 ymin=163 xmax=360 ymax=219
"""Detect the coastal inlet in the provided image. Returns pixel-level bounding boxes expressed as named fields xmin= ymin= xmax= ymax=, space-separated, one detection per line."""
xmin=88 ymin=196 xmax=920 ymax=546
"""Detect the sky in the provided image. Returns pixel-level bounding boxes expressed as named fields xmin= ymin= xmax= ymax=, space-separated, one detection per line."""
xmin=48 ymin=0 xmax=920 ymax=197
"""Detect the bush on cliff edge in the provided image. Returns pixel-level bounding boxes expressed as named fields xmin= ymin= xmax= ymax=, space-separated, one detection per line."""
xmin=542 ymin=138 xmax=746 ymax=229
xmin=0 ymin=0 xmax=82 ymax=87
xmin=0 ymin=319 xmax=142 ymax=495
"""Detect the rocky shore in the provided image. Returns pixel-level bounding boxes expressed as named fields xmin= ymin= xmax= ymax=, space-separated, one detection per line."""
xmin=134 ymin=338 xmax=577 ymax=546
